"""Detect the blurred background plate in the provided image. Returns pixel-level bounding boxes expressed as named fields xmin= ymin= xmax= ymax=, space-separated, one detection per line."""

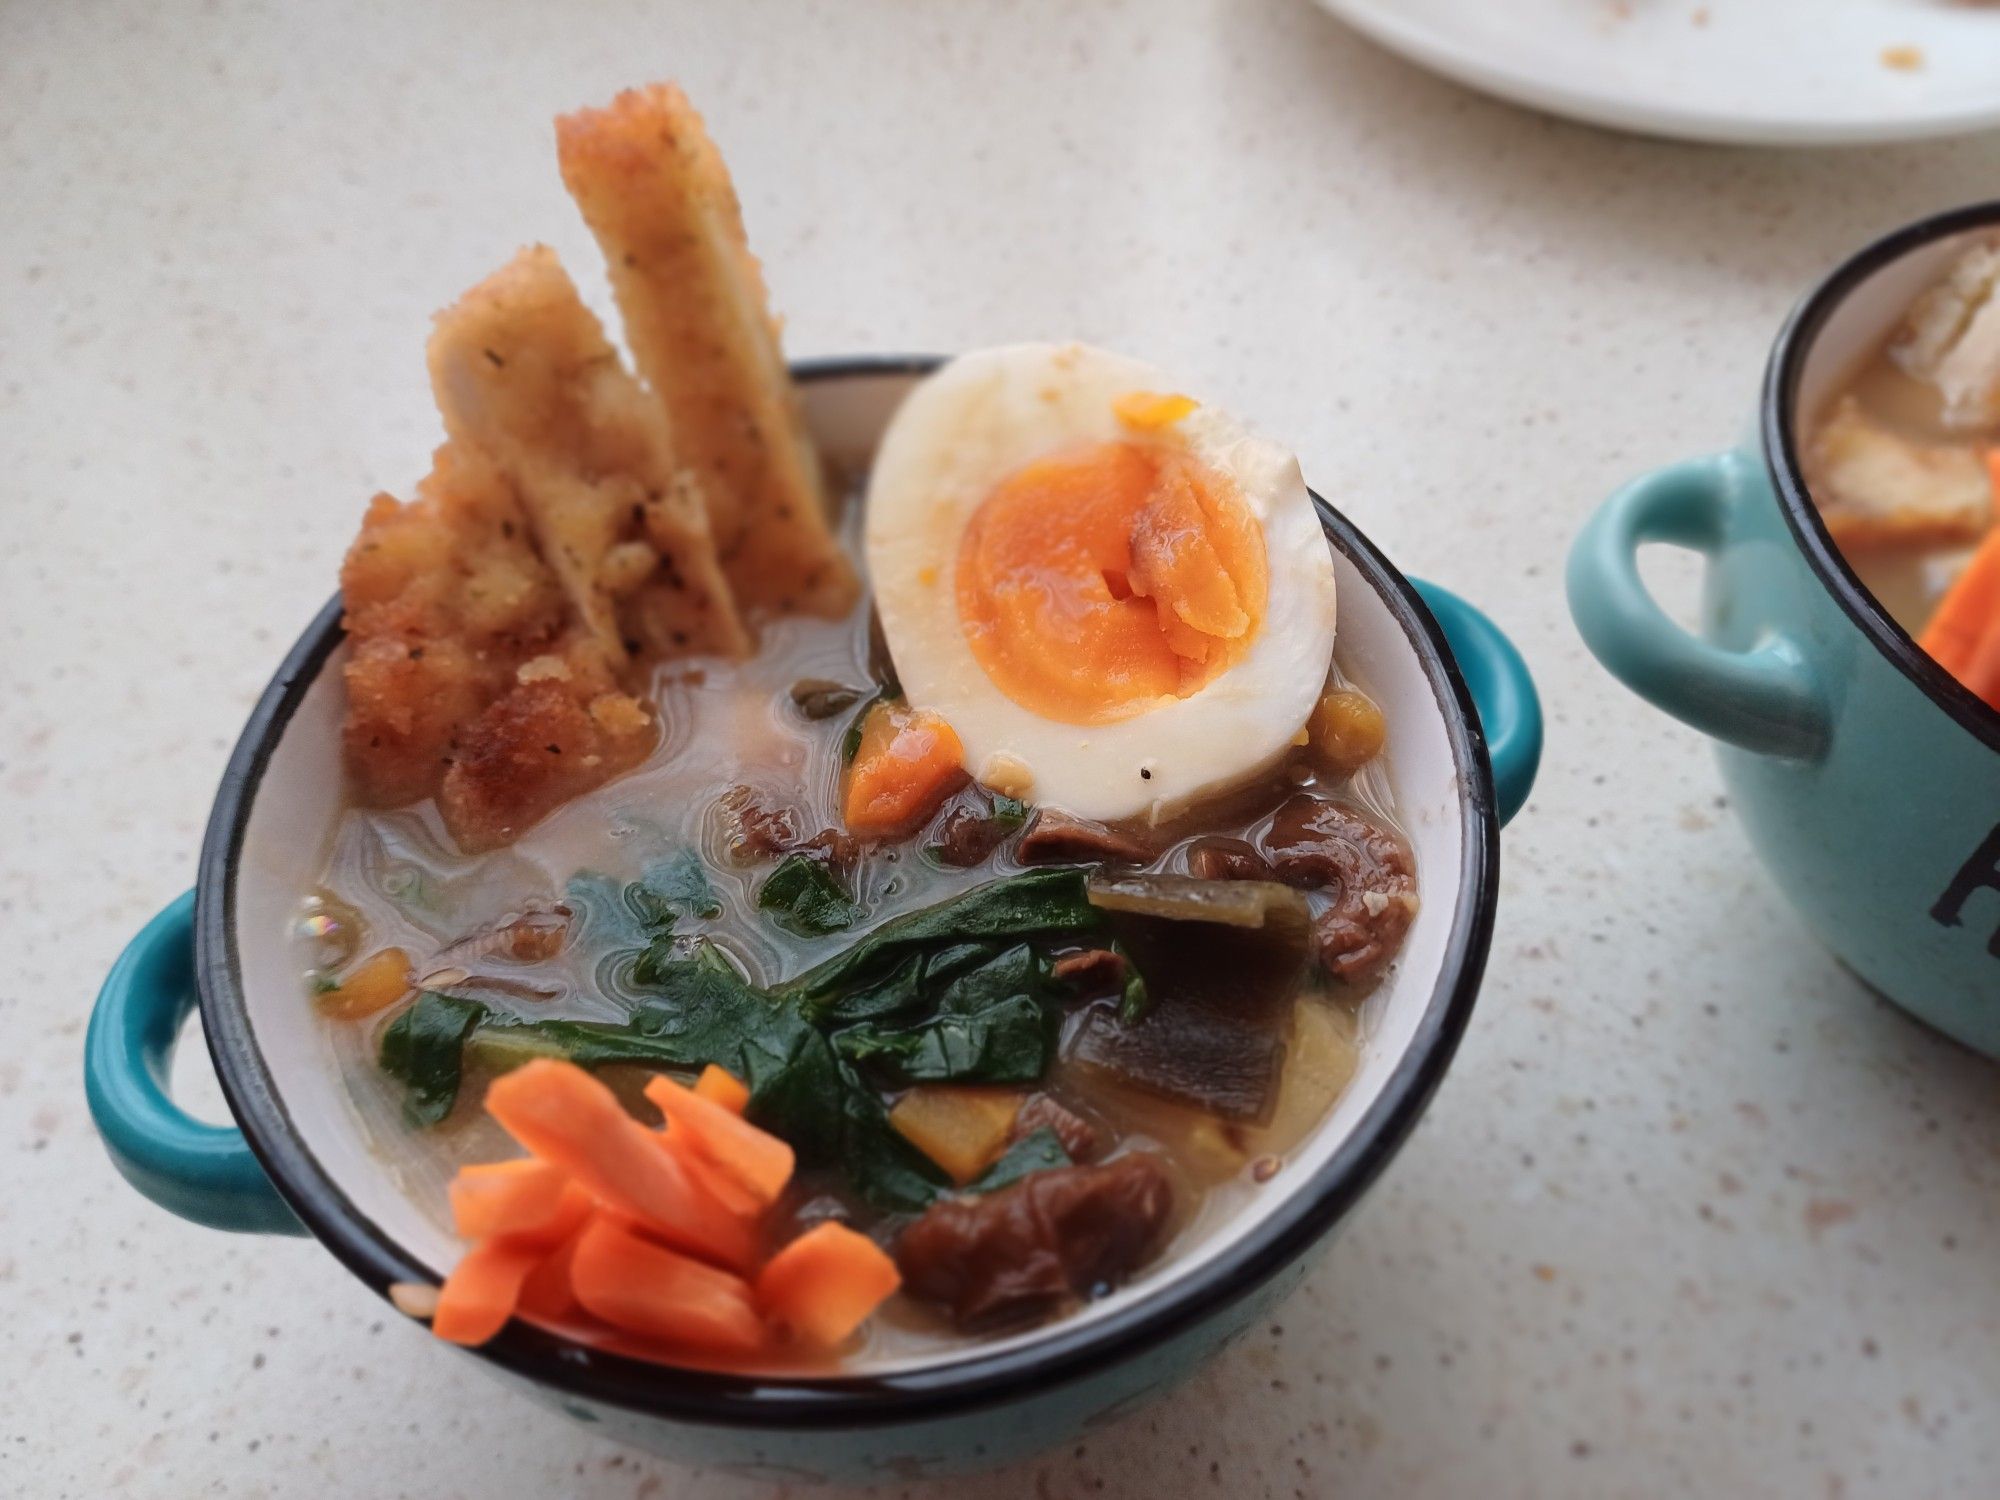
xmin=1315 ymin=0 xmax=2000 ymax=146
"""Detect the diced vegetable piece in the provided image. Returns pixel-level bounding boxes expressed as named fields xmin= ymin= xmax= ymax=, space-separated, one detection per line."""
xmin=1919 ymin=501 xmax=2000 ymax=680
xmin=843 ymin=702 xmax=969 ymax=837
xmin=1247 ymin=998 xmax=1359 ymax=1159
xmin=318 ymin=948 xmax=413 ymax=1020
xmin=1085 ymin=872 xmax=1310 ymax=938
xmin=484 ymin=1060 xmax=756 ymax=1269
xmin=1309 ymin=689 xmax=1387 ymax=775
xmin=1083 ymin=1080 xmax=1249 ymax=1186
xmin=643 ymin=1074 xmax=796 ymax=1207
xmin=694 ymin=1064 xmax=750 ymax=1114
xmin=448 ymin=1157 xmax=573 ymax=1241
xmin=431 ymin=1238 xmax=545 ymax=1346
xmin=889 ymin=1086 xmax=1024 ymax=1184
xmin=1065 ymin=920 xmax=1303 ymax=1126
xmin=568 ymin=1216 xmax=766 ymax=1354
xmin=757 ymin=1222 xmax=902 ymax=1346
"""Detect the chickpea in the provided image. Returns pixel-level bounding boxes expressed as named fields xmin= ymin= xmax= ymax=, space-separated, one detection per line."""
xmin=1309 ymin=689 xmax=1386 ymax=775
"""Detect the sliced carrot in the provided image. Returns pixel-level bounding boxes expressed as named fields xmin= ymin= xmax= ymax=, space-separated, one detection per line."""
xmin=843 ymin=702 xmax=968 ymax=837
xmin=694 ymin=1064 xmax=750 ymax=1114
xmin=1920 ymin=473 xmax=2000 ymax=674
xmin=448 ymin=1158 xmax=573 ymax=1241
xmin=757 ymin=1222 xmax=902 ymax=1347
xmin=569 ymin=1216 xmax=766 ymax=1354
xmin=484 ymin=1060 xmax=756 ymax=1270
xmin=516 ymin=1219 xmax=590 ymax=1322
xmin=644 ymin=1074 xmax=795 ymax=1207
xmin=1962 ymin=609 xmax=2000 ymax=709
xmin=431 ymin=1237 xmax=544 ymax=1346
xmin=656 ymin=1127 xmax=763 ymax=1219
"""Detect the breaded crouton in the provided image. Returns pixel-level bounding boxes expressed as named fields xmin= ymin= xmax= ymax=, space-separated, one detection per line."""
xmin=339 ymin=448 xmax=568 ymax=805
xmin=428 ymin=245 xmax=749 ymax=666
xmin=556 ymin=85 xmax=857 ymax=618
xmin=438 ymin=677 xmax=656 ymax=853
xmin=1807 ymin=395 xmax=1994 ymax=551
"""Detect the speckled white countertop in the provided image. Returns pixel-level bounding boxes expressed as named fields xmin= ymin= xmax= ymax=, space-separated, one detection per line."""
xmin=5 ymin=2 xmax=1998 ymax=1496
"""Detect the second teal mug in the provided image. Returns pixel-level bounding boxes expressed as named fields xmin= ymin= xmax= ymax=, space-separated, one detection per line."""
xmin=1569 ymin=203 xmax=2000 ymax=1060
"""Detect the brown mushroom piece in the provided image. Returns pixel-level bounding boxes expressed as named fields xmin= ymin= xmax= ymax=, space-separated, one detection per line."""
xmin=929 ymin=797 xmax=1017 ymax=868
xmin=1185 ymin=836 xmax=1274 ymax=882
xmin=1011 ymin=1095 xmax=1103 ymax=1162
xmin=1263 ymin=793 xmax=1418 ymax=982
xmin=895 ymin=1154 xmax=1174 ymax=1330
xmin=720 ymin=784 xmax=858 ymax=869
xmin=1016 ymin=809 xmax=1153 ymax=866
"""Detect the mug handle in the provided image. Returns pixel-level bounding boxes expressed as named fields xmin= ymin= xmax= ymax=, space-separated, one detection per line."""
xmin=1567 ymin=452 xmax=1829 ymax=761
xmin=84 ymin=891 xmax=302 ymax=1234
xmin=1412 ymin=580 xmax=1542 ymax=828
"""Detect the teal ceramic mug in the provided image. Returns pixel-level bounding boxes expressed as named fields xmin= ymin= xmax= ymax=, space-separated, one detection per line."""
xmin=84 ymin=357 xmax=1543 ymax=1481
xmin=1570 ymin=205 xmax=2000 ymax=1060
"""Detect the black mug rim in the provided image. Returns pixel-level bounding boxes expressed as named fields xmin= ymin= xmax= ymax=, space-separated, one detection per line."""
xmin=194 ymin=354 xmax=1501 ymax=1432
xmin=1762 ymin=200 xmax=2000 ymax=757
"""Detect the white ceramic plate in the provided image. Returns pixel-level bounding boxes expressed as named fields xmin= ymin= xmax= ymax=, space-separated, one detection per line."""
xmin=1316 ymin=0 xmax=2000 ymax=146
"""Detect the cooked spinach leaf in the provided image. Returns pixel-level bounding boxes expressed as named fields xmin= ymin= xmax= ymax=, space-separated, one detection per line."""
xmin=384 ymin=872 xmax=1101 ymax=1209
xmin=462 ymin=943 xmax=947 ymax=1211
xmin=757 ymin=855 xmax=863 ymax=936
xmin=379 ymin=992 xmax=488 ymax=1126
xmin=967 ymin=1127 xmax=1072 ymax=1194
xmin=627 ymin=848 xmax=723 ymax=925
xmin=785 ymin=868 xmax=1101 ymax=1005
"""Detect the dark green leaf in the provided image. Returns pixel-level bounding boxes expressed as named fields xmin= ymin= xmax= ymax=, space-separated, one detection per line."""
xmin=627 ymin=848 xmax=722 ymax=927
xmin=379 ymin=992 xmax=487 ymax=1126
xmin=757 ymin=855 xmax=863 ymax=936
xmin=989 ymin=795 xmax=1029 ymax=830
xmin=1115 ymin=939 xmax=1152 ymax=1023
xmin=967 ymin=1127 xmax=1072 ymax=1194
xmin=834 ymin=994 xmax=1052 ymax=1084
xmin=784 ymin=868 xmax=1101 ymax=1005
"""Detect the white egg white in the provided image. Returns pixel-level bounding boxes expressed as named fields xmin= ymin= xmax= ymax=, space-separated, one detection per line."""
xmin=865 ymin=342 xmax=1338 ymax=823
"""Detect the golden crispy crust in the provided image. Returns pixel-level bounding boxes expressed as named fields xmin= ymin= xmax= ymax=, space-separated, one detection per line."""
xmin=438 ymin=678 xmax=656 ymax=853
xmin=557 ymin=84 xmax=857 ymax=618
xmin=339 ymin=452 xmax=569 ymax=806
xmin=427 ymin=245 xmax=749 ymax=665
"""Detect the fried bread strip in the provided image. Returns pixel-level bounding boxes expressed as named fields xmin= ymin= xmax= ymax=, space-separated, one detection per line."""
xmin=556 ymin=85 xmax=857 ymax=618
xmin=341 ymin=443 xmax=659 ymax=851
xmin=428 ymin=245 xmax=749 ymax=666
xmin=340 ymin=444 xmax=567 ymax=806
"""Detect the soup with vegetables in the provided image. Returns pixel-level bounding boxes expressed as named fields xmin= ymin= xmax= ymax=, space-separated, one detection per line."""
xmin=298 ymin=82 xmax=1420 ymax=1372
xmin=1805 ymin=236 xmax=2000 ymax=711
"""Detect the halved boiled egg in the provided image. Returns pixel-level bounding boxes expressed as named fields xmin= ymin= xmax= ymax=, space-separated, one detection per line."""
xmin=865 ymin=342 xmax=1338 ymax=822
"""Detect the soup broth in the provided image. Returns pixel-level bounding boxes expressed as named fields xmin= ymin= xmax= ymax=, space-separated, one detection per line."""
xmin=300 ymin=485 xmax=1410 ymax=1367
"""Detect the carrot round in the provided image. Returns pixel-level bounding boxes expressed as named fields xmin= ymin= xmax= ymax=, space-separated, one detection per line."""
xmin=569 ymin=1216 xmax=766 ymax=1354
xmin=644 ymin=1074 xmax=795 ymax=1207
xmin=694 ymin=1064 xmax=750 ymax=1114
xmin=448 ymin=1158 xmax=573 ymax=1241
xmin=843 ymin=703 xmax=968 ymax=837
xmin=756 ymin=1222 xmax=901 ymax=1347
xmin=484 ymin=1060 xmax=756 ymax=1269
xmin=432 ymin=1238 xmax=544 ymax=1346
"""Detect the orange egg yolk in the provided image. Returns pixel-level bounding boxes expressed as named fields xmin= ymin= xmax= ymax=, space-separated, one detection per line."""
xmin=954 ymin=441 xmax=1268 ymax=726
